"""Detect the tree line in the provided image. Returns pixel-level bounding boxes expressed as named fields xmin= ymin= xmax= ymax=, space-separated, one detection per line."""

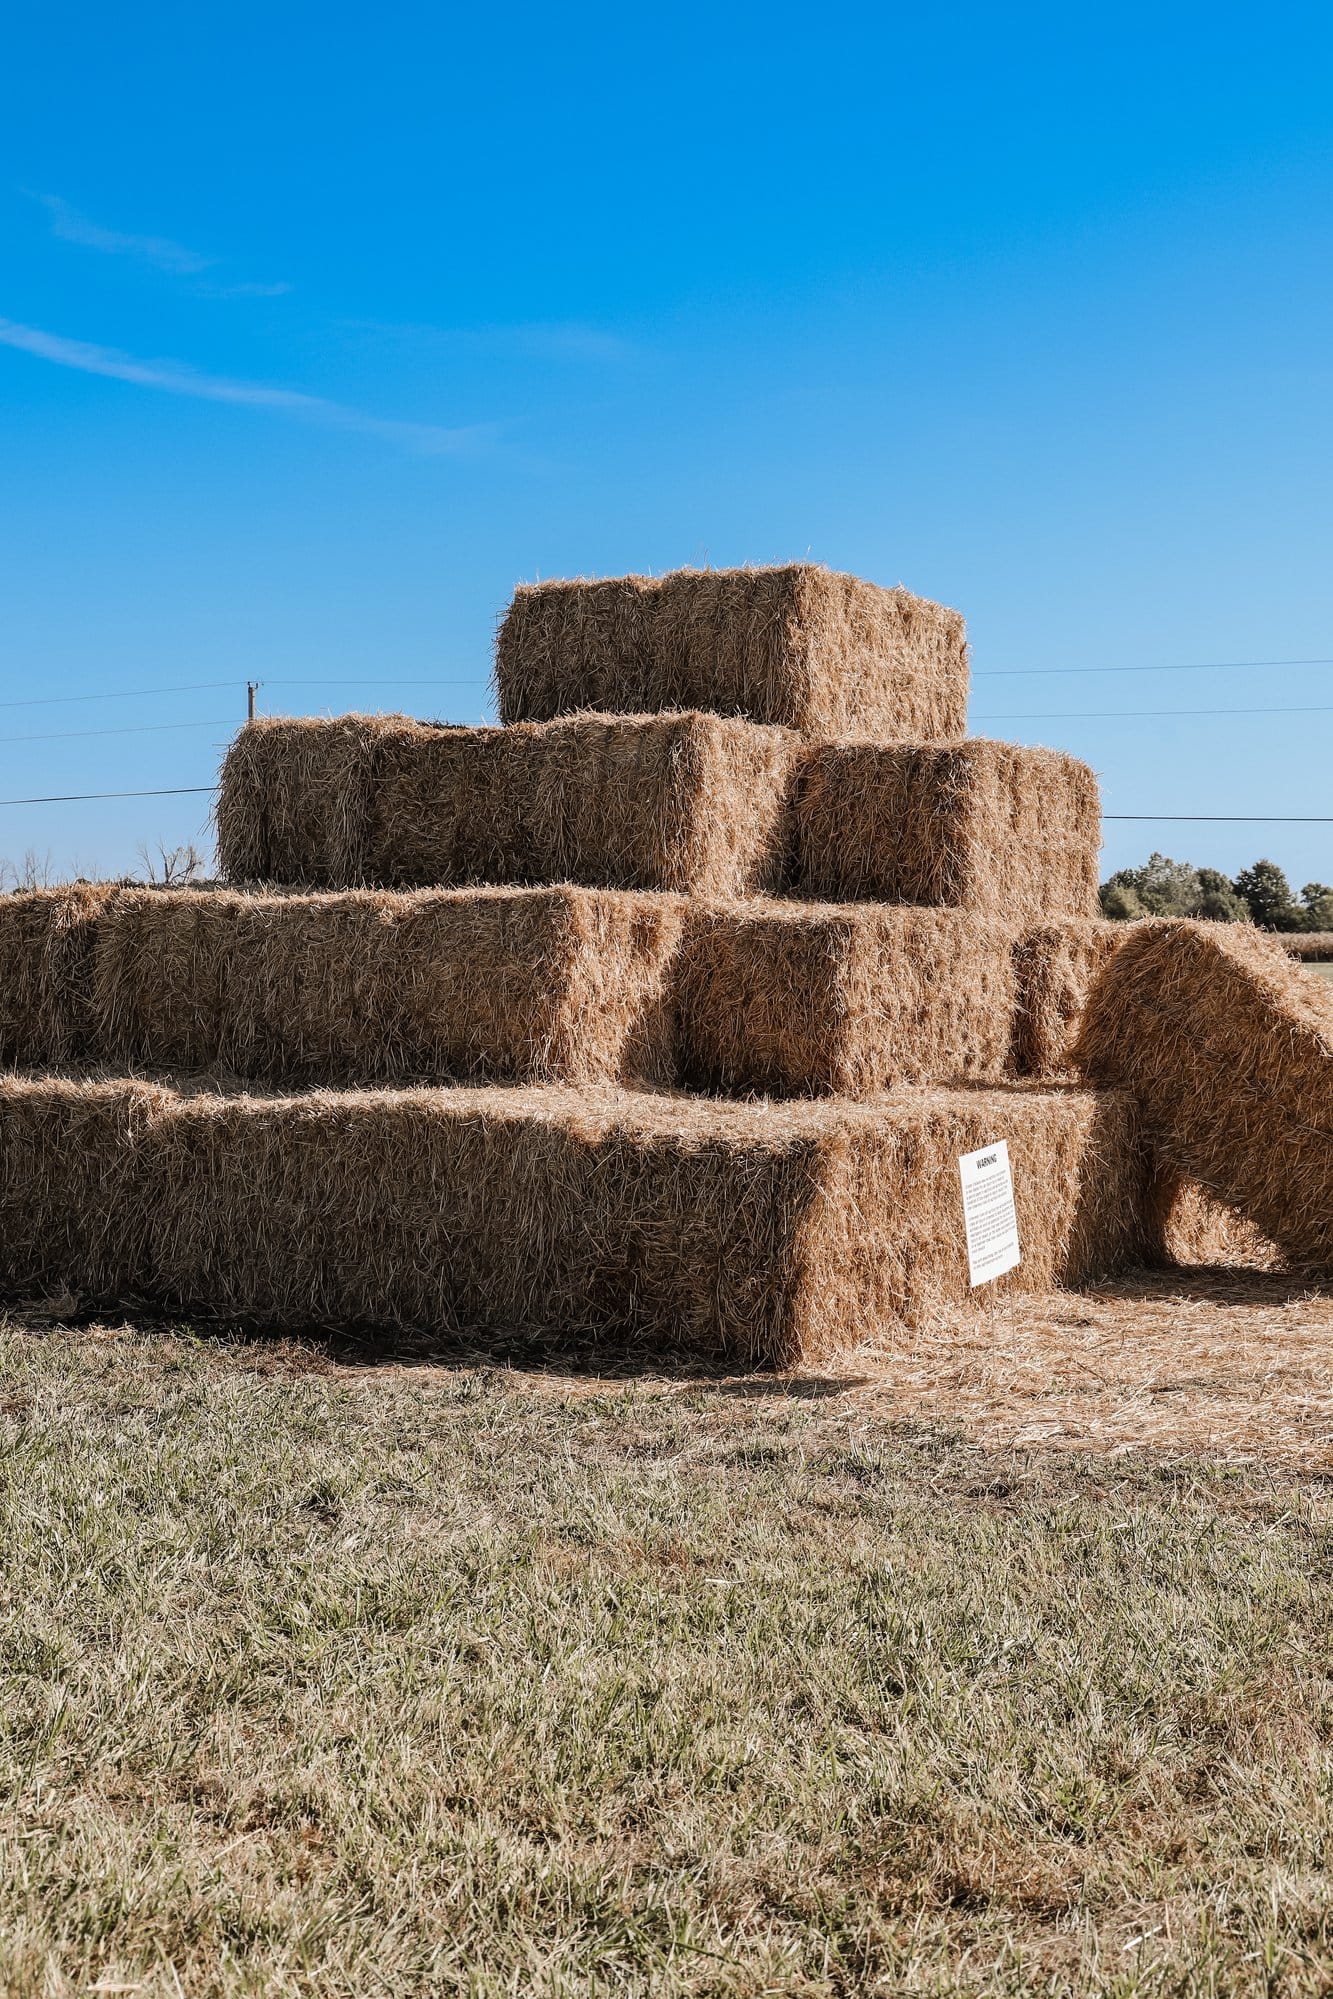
xmin=1101 ymin=855 xmax=1333 ymax=930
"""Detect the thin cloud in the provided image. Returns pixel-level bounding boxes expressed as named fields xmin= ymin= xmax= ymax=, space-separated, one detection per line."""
xmin=343 ymin=317 xmax=636 ymax=363
xmin=27 ymin=191 xmax=214 ymax=275
xmin=197 ymin=279 xmax=295 ymax=300
xmin=0 ymin=315 xmax=487 ymax=455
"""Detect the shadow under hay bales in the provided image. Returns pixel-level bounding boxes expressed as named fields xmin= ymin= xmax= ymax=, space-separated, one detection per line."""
xmin=1085 ymin=1265 xmax=1324 ymax=1309
xmin=5 ymin=1295 xmax=880 ymax=1385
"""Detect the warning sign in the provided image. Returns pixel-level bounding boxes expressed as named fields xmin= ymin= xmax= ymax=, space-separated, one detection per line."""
xmin=958 ymin=1140 xmax=1021 ymax=1287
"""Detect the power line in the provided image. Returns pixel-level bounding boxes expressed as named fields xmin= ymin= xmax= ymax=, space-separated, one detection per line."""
xmin=267 ymin=678 xmax=483 ymax=689
xmin=7 ymin=699 xmax=1330 ymax=747
xmin=975 ymin=703 xmax=1333 ymax=721
xmin=1 ymin=657 xmax=1330 ymax=713
xmin=0 ymin=711 xmax=486 ymax=748
xmin=0 ymin=781 xmax=1326 ymax=822
xmin=1105 ymin=814 xmax=1333 ymax=823
xmin=974 ymin=657 xmax=1333 ymax=677
xmin=0 ymin=676 xmax=483 ymax=711
xmin=0 ymin=718 xmax=236 ymax=747
xmin=0 ymin=679 xmax=242 ymax=710
xmin=0 ymin=785 xmax=216 ymax=807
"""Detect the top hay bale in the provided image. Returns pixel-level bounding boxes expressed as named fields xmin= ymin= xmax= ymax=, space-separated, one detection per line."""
xmin=1077 ymin=919 xmax=1333 ymax=1276
xmin=496 ymin=564 xmax=969 ymax=740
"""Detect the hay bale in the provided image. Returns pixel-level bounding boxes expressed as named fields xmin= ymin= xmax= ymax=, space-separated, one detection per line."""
xmin=1077 ymin=920 xmax=1333 ymax=1275
xmin=0 ymin=884 xmax=118 ymax=1067
xmin=1148 ymin=1167 xmax=1284 ymax=1271
xmin=133 ymin=1082 xmax=1157 ymax=1360
xmin=1285 ymin=934 xmax=1333 ymax=963
xmin=94 ymin=884 xmax=683 ymax=1087
xmin=213 ymin=714 xmax=389 ymax=886
xmin=0 ymin=1077 xmax=1155 ymax=1364
xmin=0 ymin=1075 xmax=165 ymax=1302
xmin=1010 ymin=917 xmax=1130 ymax=1078
xmin=216 ymin=711 xmax=796 ymax=896
xmin=495 ymin=564 xmax=969 ymax=739
xmin=791 ymin=739 xmax=1100 ymax=920
xmin=675 ymin=903 xmax=1017 ymax=1096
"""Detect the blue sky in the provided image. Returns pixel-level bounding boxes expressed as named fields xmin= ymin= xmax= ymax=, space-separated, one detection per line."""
xmin=2 ymin=1 xmax=1332 ymax=887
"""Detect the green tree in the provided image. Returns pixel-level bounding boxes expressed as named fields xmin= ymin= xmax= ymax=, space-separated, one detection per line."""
xmin=1102 ymin=853 xmax=1202 ymax=917
xmin=1300 ymin=882 xmax=1333 ymax=931
xmin=1194 ymin=868 xmax=1251 ymax=923
xmin=1101 ymin=853 xmax=1249 ymax=921
xmin=1234 ymin=858 xmax=1300 ymax=929
xmin=1099 ymin=880 xmax=1143 ymax=920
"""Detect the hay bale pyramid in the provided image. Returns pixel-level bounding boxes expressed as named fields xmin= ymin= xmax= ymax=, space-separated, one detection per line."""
xmin=0 ymin=562 xmax=1323 ymax=1361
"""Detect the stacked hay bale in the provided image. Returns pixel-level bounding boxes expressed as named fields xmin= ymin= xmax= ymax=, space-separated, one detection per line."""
xmin=1 ymin=560 xmax=1253 ymax=1360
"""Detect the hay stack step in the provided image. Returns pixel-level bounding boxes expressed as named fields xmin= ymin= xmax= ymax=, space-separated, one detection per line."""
xmin=496 ymin=563 xmax=968 ymax=740
xmin=1010 ymin=916 xmax=1127 ymax=1079
xmin=792 ymin=740 xmax=1100 ymax=921
xmin=1010 ymin=915 xmax=1285 ymax=1271
xmin=0 ymin=883 xmax=117 ymax=1066
xmin=91 ymin=884 xmax=682 ymax=1087
xmin=1077 ymin=921 xmax=1333 ymax=1275
xmin=675 ymin=903 xmax=1018 ymax=1095
xmin=216 ymin=711 xmax=795 ymax=895
xmin=0 ymin=1077 xmax=1153 ymax=1366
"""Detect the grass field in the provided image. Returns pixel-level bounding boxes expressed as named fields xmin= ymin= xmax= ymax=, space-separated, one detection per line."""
xmin=1 ymin=1287 xmax=1331 ymax=1997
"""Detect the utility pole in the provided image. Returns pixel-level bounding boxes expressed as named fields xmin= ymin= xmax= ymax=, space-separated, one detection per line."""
xmin=247 ymin=680 xmax=260 ymax=722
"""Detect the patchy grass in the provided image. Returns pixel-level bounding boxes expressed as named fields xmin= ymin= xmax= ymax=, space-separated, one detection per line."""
xmin=0 ymin=1313 xmax=1330 ymax=1996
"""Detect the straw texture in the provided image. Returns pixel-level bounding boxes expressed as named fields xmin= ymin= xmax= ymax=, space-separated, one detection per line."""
xmin=1148 ymin=1167 xmax=1283 ymax=1271
xmin=0 ymin=1078 xmax=1153 ymax=1364
xmin=93 ymin=884 xmax=683 ymax=1087
xmin=675 ymin=903 xmax=1017 ymax=1096
xmin=211 ymin=716 xmax=386 ymax=888
xmin=0 ymin=1075 xmax=167 ymax=1302
xmin=216 ymin=712 xmax=796 ymax=896
xmin=496 ymin=564 xmax=969 ymax=739
xmin=1077 ymin=920 xmax=1333 ymax=1274
xmin=0 ymin=884 xmax=118 ymax=1068
xmin=792 ymin=740 xmax=1100 ymax=919
xmin=1010 ymin=917 xmax=1130 ymax=1078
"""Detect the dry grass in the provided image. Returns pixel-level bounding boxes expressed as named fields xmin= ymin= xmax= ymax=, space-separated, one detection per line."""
xmin=216 ymin=711 xmax=796 ymax=896
xmin=0 ymin=1292 xmax=1329 ymax=1994
xmin=495 ymin=562 xmax=969 ymax=739
xmin=93 ymin=884 xmax=683 ymax=1087
xmin=1285 ymin=933 xmax=1333 ymax=961
xmin=1078 ymin=920 xmax=1333 ymax=1275
xmin=791 ymin=738 xmax=1101 ymax=920
xmin=675 ymin=902 xmax=1017 ymax=1095
xmin=854 ymin=1265 xmax=1333 ymax=1466
xmin=0 ymin=1076 xmax=1155 ymax=1367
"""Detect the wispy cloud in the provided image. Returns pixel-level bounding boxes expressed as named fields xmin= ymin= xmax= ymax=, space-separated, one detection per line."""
xmin=0 ymin=315 xmax=488 ymax=455
xmin=27 ymin=191 xmax=215 ymax=275
xmin=196 ymin=279 xmax=295 ymax=300
xmin=343 ymin=317 xmax=637 ymax=364
xmin=500 ymin=322 xmax=634 ymax=363
xmin=24 ymin=191 xmax=292 ymax=298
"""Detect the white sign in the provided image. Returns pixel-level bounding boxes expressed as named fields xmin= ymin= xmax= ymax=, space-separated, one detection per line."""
xmin=958 ymin=1140 xmax=1021 ymax=1287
